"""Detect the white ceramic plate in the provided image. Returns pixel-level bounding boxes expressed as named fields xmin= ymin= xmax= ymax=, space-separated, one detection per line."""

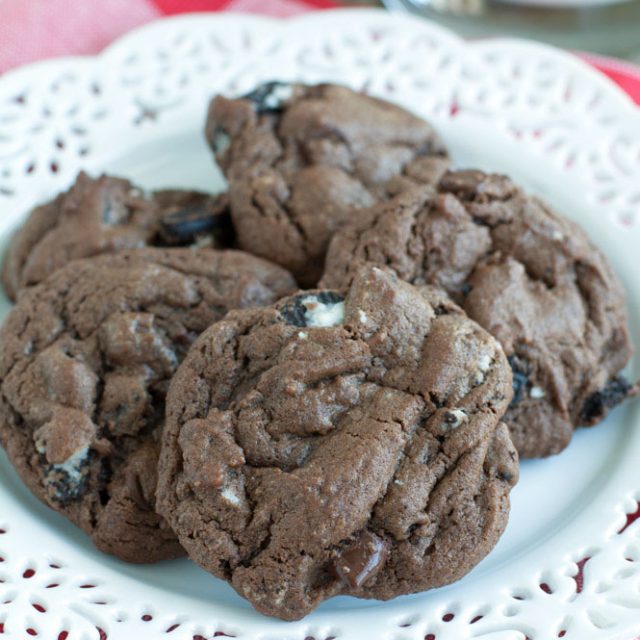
xmin=0 ymin=9 xmax=639 ymax=640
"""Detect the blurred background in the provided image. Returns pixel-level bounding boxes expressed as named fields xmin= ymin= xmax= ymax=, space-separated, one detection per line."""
xmin=1 ymin=0 xmax=639 ymax=75
xmin=361 ymin=0 xmax=640 ymax=58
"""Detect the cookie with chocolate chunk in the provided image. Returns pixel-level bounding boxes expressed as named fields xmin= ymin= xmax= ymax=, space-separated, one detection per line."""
xmin=321 ymin=170 xmax=637 ymax=458
xmin=0 ymin=248 xmax=295 ymax=562
xmin=206 ymin=82 xmax=449 ymax=286
xmin=2 ymin=172 xmax=232 ymax=300
xmin=157 ymin=266 xmax=518 ymax=619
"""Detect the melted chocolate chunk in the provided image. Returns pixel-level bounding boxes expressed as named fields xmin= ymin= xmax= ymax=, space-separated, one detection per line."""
xmin=581 ymin=375 xmax=632 ymax=424
xmin=508 ymin=355 xmax=529 ymax=407
xmin=332 ymin=530 xmax=387 ymax=589
xmin=242 ymin=81 xmax=292 ymax=114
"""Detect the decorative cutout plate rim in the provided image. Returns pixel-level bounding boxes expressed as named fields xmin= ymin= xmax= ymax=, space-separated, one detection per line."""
xmin=0 ymin=9 xmax=639 ymax=640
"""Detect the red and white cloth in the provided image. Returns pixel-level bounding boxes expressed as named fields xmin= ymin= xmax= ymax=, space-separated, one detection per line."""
xmin=1 ymin=0 xmax=640 ymax=106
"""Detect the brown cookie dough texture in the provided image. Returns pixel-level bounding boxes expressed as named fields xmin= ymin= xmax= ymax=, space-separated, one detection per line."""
xmin=0 ymin=248 xmax=295 ymax=563
xmin=206 ymin=82 xmax=449 ymax=286
xmin=157 ymin=266 xmax=518 ymax=619
xmin=2 ymin=171 xmax=232 ymax=301
xmin=321 ymin=170 xmax=636 ymax=458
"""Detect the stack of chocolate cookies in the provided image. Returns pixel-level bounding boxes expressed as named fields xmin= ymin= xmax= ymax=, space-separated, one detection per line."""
xmin=0 ymin=81 xmax=636 ymax=620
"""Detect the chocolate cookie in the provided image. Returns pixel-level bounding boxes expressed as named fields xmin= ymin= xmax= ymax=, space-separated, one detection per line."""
xmin=0 ymin=248 xmax=295 ymax=563
xmin=1 ymin=172 xmax=232 ymax=301
xmin=157 ymin=266 xmax=518 ymax=619
xmin=206 ymin=82 xmax=449 ymax=285
xmin=321 ymin=170 xmax=637 ymax=458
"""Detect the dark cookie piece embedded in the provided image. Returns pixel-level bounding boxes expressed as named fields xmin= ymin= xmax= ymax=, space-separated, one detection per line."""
xmin=155 ymin=190 xmax=234 ymax=247
xmin=44 ymin=460 xmax=90 ymax=505
xmin=322 ymin=171 xmax=636 ymax=458
xmin=242 ymin=81 xmax=294 ymax=114
xmin=206 ymin=82 xmax=449 ymax=286
xmin=0 ymin=248 xmax=295 ymax=563
xmin=581 ymin=376 xmax=635 ymax=424
xmin=157 ymin=266 xmax=518 ymax=619
xmin=1 ymin=172 xmax=236 ymax=301
xmin=508 ymin=355 xmax=530 ymax=407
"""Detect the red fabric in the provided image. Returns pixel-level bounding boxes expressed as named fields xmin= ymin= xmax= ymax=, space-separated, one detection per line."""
xmin=0 ymin=0 xmax=160 ymax=72
xmin=582 ymin=53 xmax=640 ymax=105
xmin=153 ymin=0 xmax=338 ymax=13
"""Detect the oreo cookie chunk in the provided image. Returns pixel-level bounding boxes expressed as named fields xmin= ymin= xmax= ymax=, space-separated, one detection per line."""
xmin=205 ymin=82 xmax=449 ymax=286
xmin=321 ymin=170 xmax=638 ymax=458
xmin=157 ymin=266 xmax=517 ymax=619
xmin=1 ymin=172 xmax=233 ymax=301
xmin=0 ymin=248 xmax=295 ymax=563
xmin=154 ymin=189 xmax=233 ymax=247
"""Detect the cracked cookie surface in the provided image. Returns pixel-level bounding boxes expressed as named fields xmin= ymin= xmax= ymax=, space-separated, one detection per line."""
xmin=0 ymin=248 xmax=295 ymax=562
xmin=206 ymin=82 xmax=449 ymax=286
xmin=321 ymin=170 xmax=636 ymax=458
xmin=157 ymin=266 xmax=517 ymax=619
xmin=2 ymin=172 xmax=232 ymax=301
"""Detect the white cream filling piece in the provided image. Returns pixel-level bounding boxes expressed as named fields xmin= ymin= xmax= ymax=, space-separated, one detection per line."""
xmin=221 ymin=487 xmax=241 ymax=506
xmin=530 ymin=386 xmax=546 ymax=399
xmin=263 ymin=84 xmax=294 ymax=109
xmin=301 ymin=297 xmax=345 ymax=327
xmin=51 ymin=446 xmax=89 ymax=483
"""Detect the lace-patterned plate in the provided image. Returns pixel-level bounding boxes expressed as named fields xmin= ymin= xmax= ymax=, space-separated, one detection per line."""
xmin=0 ymin=9 xmax=639 ymax=640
